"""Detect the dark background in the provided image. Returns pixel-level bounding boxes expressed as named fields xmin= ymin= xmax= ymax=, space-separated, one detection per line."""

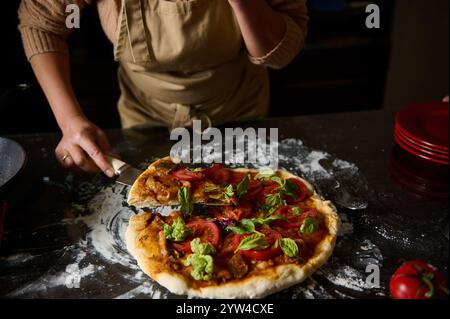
xmin=0 ymin=0 xmax=448 ymax=135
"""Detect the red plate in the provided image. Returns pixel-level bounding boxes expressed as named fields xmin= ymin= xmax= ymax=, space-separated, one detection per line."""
xmin=396 ymin=123 xmax=449 ymax=154
xmin=396 ymin=101 xmax=449 ymax=151
xmin=394 ymin=132 xmax=449 ymax=165
xmin=395 ymin=128 xmax=449 ymax=158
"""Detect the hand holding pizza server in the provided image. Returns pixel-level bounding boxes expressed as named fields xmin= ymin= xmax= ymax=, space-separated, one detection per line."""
xmin=18 ymin=0 xmax=308 ymax=175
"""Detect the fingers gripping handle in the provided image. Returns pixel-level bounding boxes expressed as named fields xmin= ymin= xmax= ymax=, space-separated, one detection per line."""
xmin=105 ymin=155 xmax=127 ymax=175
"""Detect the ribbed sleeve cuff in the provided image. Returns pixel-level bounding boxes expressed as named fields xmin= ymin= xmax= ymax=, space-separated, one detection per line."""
xmin=20 ymin=26 xmax=68 ymax=61
xmin=249 ymin=14 xmax=306 ymax=70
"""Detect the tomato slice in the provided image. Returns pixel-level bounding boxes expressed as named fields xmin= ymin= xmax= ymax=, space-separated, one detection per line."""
xmin=238 ymin=228 xmax=282 ymax=261
xmin=186 ymin=220 xmax=221 ymax=247
xmin=230 ymin=171 xmax=247 ymax=184
xmin=262 ymin=182 xmax=279 ymax=196
xmin=173 ymin=241 xmax=192 ymax=254
xmin=220 ymin=233 xmax=242 ymax=254
xmin=273 ymin=207 xmax=302 ymax=229
xmin=243 ymin=180 xmax=263 ymax=200
xmin=172 ymin=169 xmax=205 ymax=182
xmin=241 ymin=247 xmax=282 ymax=261
xmin=286 ymin=178 xmax=312 ymax=203
xmin=204 ymin=164 xmax=231 ymax=184
xmin=300 ymin=209 xmax=318 ymax=222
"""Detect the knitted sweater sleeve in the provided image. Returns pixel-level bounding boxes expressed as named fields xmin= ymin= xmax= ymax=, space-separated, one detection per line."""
xmin=18 ymin=0 xmax=89 ymax=60
xmin=248 ymin=0 xmax=309 ymax=69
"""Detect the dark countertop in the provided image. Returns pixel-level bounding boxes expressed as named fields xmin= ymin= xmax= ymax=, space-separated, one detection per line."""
xmin=0 ymin=110 xmax=448 ymax=299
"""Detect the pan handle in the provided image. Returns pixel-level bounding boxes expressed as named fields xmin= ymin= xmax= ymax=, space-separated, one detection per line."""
xmin=105 ymin=155 xmax=127 ymax=175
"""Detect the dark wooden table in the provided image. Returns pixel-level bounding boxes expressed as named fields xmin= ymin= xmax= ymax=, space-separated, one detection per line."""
xmin=0 ymin=110 xmax=448 ymax=299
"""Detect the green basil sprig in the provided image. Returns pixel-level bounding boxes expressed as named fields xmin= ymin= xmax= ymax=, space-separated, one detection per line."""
xmin=236 ymin=175 xmax=251 ymax=199
xmin=183 ymin=238 xmax=216 ymax=281
xmin=299 ymin=216 xmax=319 ymax=235
xmin=204 ymin=184 xmax=234 ymax=201
xmin=190 ymin=238 xmax=216 ymax=255
xmin=183 ymin=254 xmax=214 ymax=281
xmin=163 ymin=217 xmax=191 ymax=242
xmin=225 ymin=215 xmax=287 ymax=235
xmin=278 ymin=238 xmax=299 ymax=258
xmin=178 ymin=187 xmax=193 ymax=215
xmin=236 ymin=233 xmax=270 ymax=251
xmin=255 ymin=168 xmax=276 ymax=180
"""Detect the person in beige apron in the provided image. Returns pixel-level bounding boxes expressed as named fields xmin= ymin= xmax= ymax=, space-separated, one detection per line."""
xmin=116 ymin=0 xmax=269 ymax=130
xmin=19 ymin=0 xmax=308 ymax=176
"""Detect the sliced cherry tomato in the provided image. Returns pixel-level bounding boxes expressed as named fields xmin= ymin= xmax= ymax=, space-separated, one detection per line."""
xmin=243 ymin=180 xmax=263 ymax=200
xmin=241 ymin=247 xmax=282 ymax=261
xmin=221 ymin=233 xmax=242 ymax=253
xmin=172 ymin=169 xmax=205 ymax=182
xmin=390 ymin=261 xmax=449 ymax=299
xmin=230 ymin=171 xmax=247 ymax=184
xmin=173 ymin=241 xmax=192 ymax=254
xmin=186 ymin=220 xmax=221 ymax=247
xmin=286 ymin=178 xmax=312 ymax=203
xmin=204 ymin=164 xmax=231 ymax=184
xmin=300 ymin=209 xmax=318 ymax=221
xmin=273 ymin=207 xmax=302 ymax=229
xmin=221 ymin=203 xmax=253 ymax=221
xmin=262 ymin=182 xmax=279 ymax=196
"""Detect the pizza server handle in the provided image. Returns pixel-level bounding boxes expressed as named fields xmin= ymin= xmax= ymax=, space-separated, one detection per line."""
xmin=105 ymin=155 xmax=128 ymax=175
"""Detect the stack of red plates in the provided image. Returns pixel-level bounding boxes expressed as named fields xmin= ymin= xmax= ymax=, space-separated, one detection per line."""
xmin=394 ymin=101 xmax=449 ymax=165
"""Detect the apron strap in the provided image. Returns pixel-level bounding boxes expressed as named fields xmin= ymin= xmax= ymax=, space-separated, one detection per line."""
xmin=114 ymin=0 xmax=152 ymax=63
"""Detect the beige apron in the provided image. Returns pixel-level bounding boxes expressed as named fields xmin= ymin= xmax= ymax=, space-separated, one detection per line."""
xmin=114 ymin=0 xmax=270 ymax=129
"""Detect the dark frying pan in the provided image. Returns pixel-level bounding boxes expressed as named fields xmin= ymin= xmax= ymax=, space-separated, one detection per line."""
xmin=0 ymin=137 xmax=26 ymax=240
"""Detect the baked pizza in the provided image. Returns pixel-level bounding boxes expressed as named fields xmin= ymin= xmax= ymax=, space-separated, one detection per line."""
xmin=126 ymin=158 xmax=340 ymax=298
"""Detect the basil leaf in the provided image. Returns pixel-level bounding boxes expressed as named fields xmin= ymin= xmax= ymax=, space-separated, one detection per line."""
xmin=291 ymin=206 xmax=303 ymax=216
xmin=266 ymin=193 xmax=286 ymax=208
xmin=178 ymin=187 xmax=193 ymax=215
xmin=299 ymin=216 xmax=319 ymax=235
xmin=226 ymin=219 xmax=256 ymax=235
xmin=163 ymin=217 xmax=190 ymax=242
xmin=253 ymin=215 xmax=287 ymax=225
xmin=184 ymin=254 xmax=214 ymax=281
xmin=190 ymin=238 xmax=216 ymax=255
xmin=223 ymin=184 xmax=235 ymax=200
xmin=279 ymin=238 xmax=299 ymax=258
xmin=255 ymin=168 xmax=276 ymax=180
xmin=204 ymin=185 xmax=224 ymax=200
xmin=225 ymin=215 xmax=286 ymax=235
xmin=237 ymin=233 xmax=269 ymax=251
xmin=270 ymin=176 xmax=284 ymax=186
xmin=236 ymin=175 xmax=251 ymax=199
xmin=260 ymin=204 xmax=278 ymax=216
xmin=204 ymin=185 xmax=221 ymax=193
xmin=283 ymin=179 xmax=298 ymax=199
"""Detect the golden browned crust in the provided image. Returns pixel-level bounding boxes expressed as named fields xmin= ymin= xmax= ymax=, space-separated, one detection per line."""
xmin=126 ymin=168 xmax=340 ymax=299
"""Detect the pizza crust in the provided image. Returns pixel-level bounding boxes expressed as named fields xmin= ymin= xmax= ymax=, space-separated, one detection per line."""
xmin=126 ymin=166 xmax=340 ymax=299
